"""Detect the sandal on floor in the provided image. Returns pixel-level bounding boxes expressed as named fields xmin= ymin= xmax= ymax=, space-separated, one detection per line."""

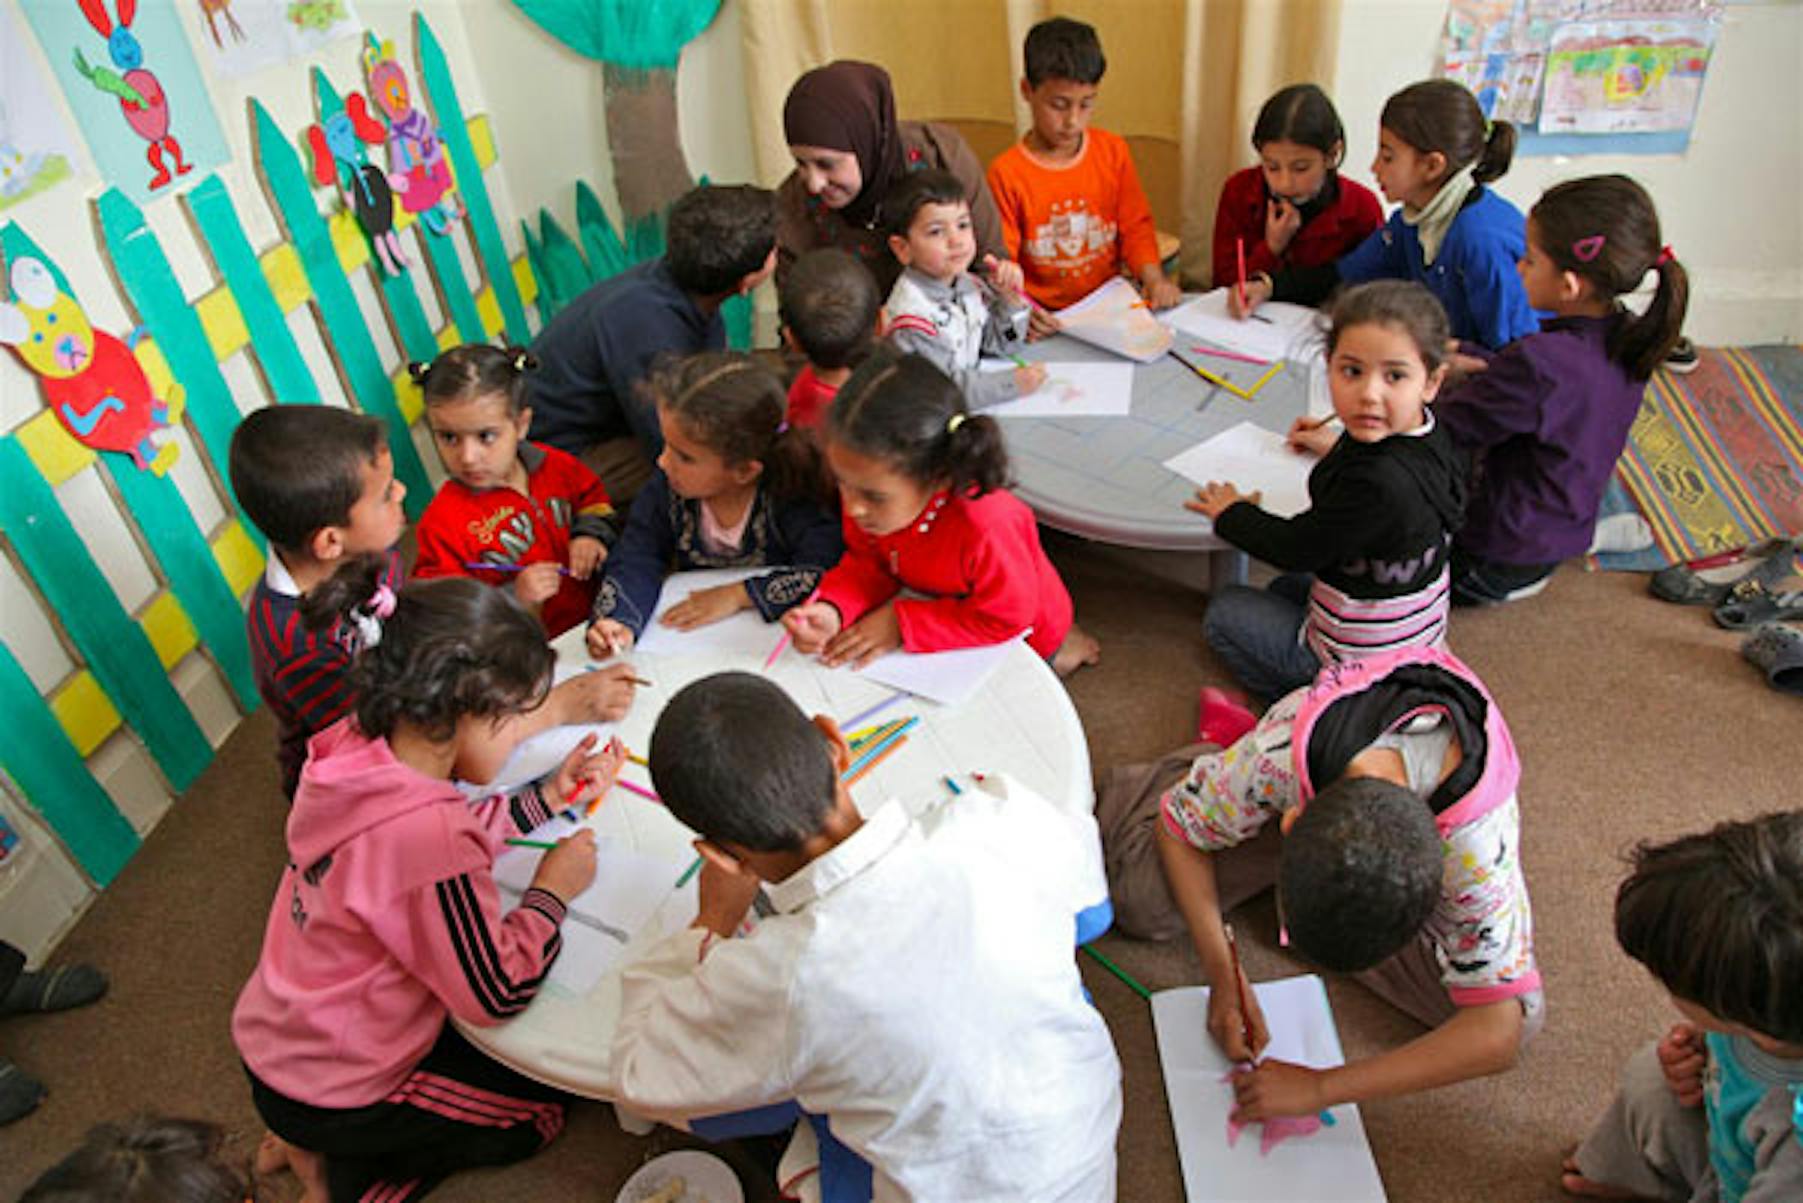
xmin=1741 ymin=623 xmax=1803 ymax=696
xmin=1714 ymin=577 xmax=1803 ymax=630
xmin=1198 ymin=687 xmax=1258 ymax=747
xmin=1651 ymin=537 xmax=1798 ymax=606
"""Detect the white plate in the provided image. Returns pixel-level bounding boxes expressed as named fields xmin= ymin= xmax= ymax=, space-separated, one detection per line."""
xmin=615 ymin=1149 xmax=745 ymax=1203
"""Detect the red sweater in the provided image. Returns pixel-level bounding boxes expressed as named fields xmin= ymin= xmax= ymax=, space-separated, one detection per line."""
xmin=1210 ymin=168 xmax=1383 ymax=289
xmin=413 ymin=442 xmax=616 ymax=636
xmin=816 ymin=488 xmax=1072 ymax=659
xmin=787 ymin=365 xmax=840 ymax=430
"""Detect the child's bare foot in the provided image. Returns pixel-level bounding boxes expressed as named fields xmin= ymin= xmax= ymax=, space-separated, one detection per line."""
xmin=255 ymin=1130 xmax=289 ymax=1175
xmin=1052 ymin=624 xmax=1101 ymax=678
xmin=1560 ymin=1153 xmax=1653 ymax=1199
xmin=257 ymin=1131 xmax=328 ymax=1202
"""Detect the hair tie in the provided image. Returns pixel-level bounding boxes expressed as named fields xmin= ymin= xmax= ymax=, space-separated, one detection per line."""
xmin=776 ymin=420 xmax=790 ymax=435
xmin=511 ymin=349 xmax=533 ymax=373
xmin=1655 ymin=245 xmax=1675 ymax=267
xmin=946 ymin=413 xmax=967 ymax=435
xmin=406 ymin=360 xmax=431 ymax=385
xmin=366 ymin=583 xmax=397 ymax=620
xmin=1572 ymin=234 xmax=1606 ymax=263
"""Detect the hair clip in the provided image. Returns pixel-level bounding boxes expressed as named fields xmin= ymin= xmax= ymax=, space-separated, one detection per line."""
xmin=1655 ymin=245 xmax=1675 ymax=267
xmin=945 ymin=413 xmax=967 ymax=435
xmin=776 ymin=420 xmax=790 ymax=435
xmin=366 ymin=583 xmax=397 ymax=620
xmin=1572 ymin=234 xmax=1606 ymax=262
xmin=406 ymin=360 xmax=431 ymax=385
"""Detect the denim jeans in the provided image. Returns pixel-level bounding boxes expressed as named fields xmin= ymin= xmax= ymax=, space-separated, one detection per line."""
xmin=1203 ymin=573 xmax=1323 ymax=702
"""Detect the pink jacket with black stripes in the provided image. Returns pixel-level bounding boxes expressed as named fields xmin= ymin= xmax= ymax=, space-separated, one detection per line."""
xmin=232 ymin=719 xmax=565 ymax=1108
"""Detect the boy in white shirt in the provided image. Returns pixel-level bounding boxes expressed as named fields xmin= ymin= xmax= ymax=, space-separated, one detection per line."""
xmin=613 ymin=672 xmax=1121 ymax=1203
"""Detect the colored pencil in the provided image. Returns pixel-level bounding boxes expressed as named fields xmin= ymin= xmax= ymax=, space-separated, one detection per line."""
xmin=614 ymin=778 xmax=661 ymax=804
xmin=1226 ymin=923 xmax=1255 ymax=1061
xmin=850 ymin=717 xmax=907 ymax=751
xmin=843 ymin=736 xmax=907 ymax=787
xmin=581 ymin=663 xmax=651 ymax=687
xmin=674 ymin=855 xmax=702 ymax=888
xmin=1235 ymin=237 xmax=1248 ymax=312
xmin=942 ymin=774 xmax=963 ymax=795
xmin=1189 ymin=343 xmax=1272 ymax=368
xmin=463 ymin=561 xmax=569 ymax=576
xmin=763 ymin=587 xmax=821 ymax=670
xmin=626 ymin=751 xmax=648 ymax=768
xmin=1081 ymin=944 xmax=1151 ymax=1001
xmin=842 ymin=716 xmax=919 ymax=780
xmin=505 ymin=838 xmax=558 ymax=850
xmin=841 ymin=691 xmax=905 ymax=732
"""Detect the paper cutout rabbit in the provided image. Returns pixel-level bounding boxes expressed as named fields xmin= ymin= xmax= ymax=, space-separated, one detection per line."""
xmin=364 ymin=36 xmax=460 ymax=236
xmin=0 ymin=257 xmax=183 ymax=474
xmin=72 ymin=0 xmax=192 ymax=190
xmin=306 ymin=92 xmax=408 ymax=275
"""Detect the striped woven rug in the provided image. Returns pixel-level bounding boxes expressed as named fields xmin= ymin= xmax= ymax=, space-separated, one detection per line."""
xmin=1608 ymin=344 xmax=1803 ymax=567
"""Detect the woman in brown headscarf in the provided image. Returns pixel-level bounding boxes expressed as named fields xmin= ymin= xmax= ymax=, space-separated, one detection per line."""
xmin=777 ymin=60 xmax=1007 ymax=294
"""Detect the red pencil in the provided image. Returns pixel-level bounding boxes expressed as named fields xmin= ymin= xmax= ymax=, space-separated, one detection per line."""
xmin=1226 ymin=923 xmax=1256 ymax=1064
xmin=1235 ymin=238 xmax=1248 ymax=312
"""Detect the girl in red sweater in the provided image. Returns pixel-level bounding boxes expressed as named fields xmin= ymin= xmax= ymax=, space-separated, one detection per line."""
xmin=412 ymin=344 xmax=619 ymax=636
xmin=1211 ymin=84 xmax=1382 ymax=290
xmin=783 ymin=350 xmax=1099 ymax=676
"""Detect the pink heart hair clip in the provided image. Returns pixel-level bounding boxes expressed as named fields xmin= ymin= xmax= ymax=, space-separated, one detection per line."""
xmin=1572 ymin=234 xmax=1606 ymax=262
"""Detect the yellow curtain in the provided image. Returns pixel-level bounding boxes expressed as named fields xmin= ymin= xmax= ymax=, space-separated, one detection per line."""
xmin=738 ymin=0 xmax=1343 ymax=287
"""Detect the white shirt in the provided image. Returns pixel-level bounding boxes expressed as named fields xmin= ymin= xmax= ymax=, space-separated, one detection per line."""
xmin=611 ymin=777 xmax=1122 ymax=1202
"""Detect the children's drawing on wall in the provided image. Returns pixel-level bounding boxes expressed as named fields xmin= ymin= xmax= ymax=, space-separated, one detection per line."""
xmin=306 ymin=93 xmax=408 ymax=274
xmin=21 ymin=0 xmax=228 ymax=204
xmin=192 ymin=0 xmax=362 ymax=80
xmin=0 ymin=256 xmax=185 ymax=475
xmin=363 ymin=36 xmax=460 ymax=235
xmin=0 ymin=8 xmax=83 ymax=212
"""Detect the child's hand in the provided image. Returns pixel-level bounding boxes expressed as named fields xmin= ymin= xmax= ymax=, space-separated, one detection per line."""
xmin=1286 ymin=415 xmax=1340 ymax=457
xmin=1142 ymin=272 xmax=1184 ymax=311
xmin=1013 ymin=363 xmax=1047 ymax=396
xmin=981 ymin=254 xmax=1025 ymax=298
xmin=1184 ymin=481 xmax=1259 ymax=520
xmin=568 ymin=536 xmax=607 ymax=580
xmin=1265 ymin=197 xmax=1303 ymax=257
xmin=661 ymin=582 xmax=751 ymax=631
xmin=782 ymin=601 xmax=843 ymax=654
xmin=1227 ymin=276 xmax=1272 ymax=320
xmin=529 ymin=828 xmax=597 ymax=904
xmin=1207 ymin=965 xmax=1270 ymax=1064
xmin=1656 ymin=1022 xmax=1707 ymax=1108
xmin=553 ymin=663 xmax=638 ymax=725
xmin=822 ymin=601 xmax=902 ymax=669
xmin=1027 ymin=306 xmax=1062 ymax=341
xmin=1229 ymin=1058 xmax=1327 ymax=1121
xmin=514 ymin=562 xmax=563 ymax=607
xmin=586 ymin=619 xmax=635 ymax=660
xmin=693 ymin=842 xmax=762 ymax=938
xmin=544 ymin=733 xmax=625 ymax=812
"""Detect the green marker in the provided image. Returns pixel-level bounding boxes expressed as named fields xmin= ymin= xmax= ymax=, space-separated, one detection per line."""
xmin=505 ymin=838 xmax=558 ymax=851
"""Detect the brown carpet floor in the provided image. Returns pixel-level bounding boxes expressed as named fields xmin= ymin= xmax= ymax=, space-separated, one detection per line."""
xmin=4 ymin=535 xmax=1797 ymax=1202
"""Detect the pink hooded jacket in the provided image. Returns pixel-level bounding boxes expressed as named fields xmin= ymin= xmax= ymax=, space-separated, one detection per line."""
xmin=232 ymin=719 xmax=566 ymax=1108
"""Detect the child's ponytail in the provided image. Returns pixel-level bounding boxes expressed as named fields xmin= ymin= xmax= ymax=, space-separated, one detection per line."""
xmin=1380 ymin=80 xmax=1513 ymax=185
xmin=299 ymin=551 xmax=389 ymax=634
xmin=828 ymin=350 xmax=1011 ymax=498
xmin=1473 ymin=118 xmax=1515 ymax=184
xmin=1529 ymin=175 xmax=1690 ymax=380
xmin=414 ymin=343 xmax=537 ymax=413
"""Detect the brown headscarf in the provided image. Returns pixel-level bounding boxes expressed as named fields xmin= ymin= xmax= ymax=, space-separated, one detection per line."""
xmin=782 ymin=61 xmax=906 ymax=228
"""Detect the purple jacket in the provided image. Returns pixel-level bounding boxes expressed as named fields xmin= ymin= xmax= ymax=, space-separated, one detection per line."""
xmin=1438 ymin=313 xmax=1643 ymax=565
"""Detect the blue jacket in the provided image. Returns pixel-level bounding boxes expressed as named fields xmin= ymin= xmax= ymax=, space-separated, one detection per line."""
xmin=1338 ymin=187 xmax=1538 ymax=350
xmin=590 ymin=470 xmax=844 ymax=637
xmin=525 ymin=259 xmax=723 ymax=457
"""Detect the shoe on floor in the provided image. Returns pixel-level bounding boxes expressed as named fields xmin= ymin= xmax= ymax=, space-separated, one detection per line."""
xmin=1663 ymin=336 xmax=1700 ymax=374
xmin=0 ymin=963 xmax=107 ymax=1016
xmin=1198 ymin=687 xmax=1258 ymax=747
xmin=1742 ymin=622 xmax=1803 ymax=696
xmin=0 ymin=1058 xmax=46 ymax=1126
xmin=1652 ymin=537 xmax=1799 ymax=606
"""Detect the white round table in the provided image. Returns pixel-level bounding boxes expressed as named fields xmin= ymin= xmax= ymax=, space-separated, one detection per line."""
xmin=456 ymin=569 xmax=1093 ymax=1100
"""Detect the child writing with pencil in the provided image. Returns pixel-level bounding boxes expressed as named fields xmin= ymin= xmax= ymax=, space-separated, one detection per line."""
xmin=1211 ymin=83 xmax=1382 ymax=291
xmin=1187 ymin=281 xmax=1465 ymax=703
xmin=1234 ymin=79 xmax=1538 ymax=350
xmin=1564 ymin=811 xmax=1802 ymax=1202
xmin=411 ymin=343 xmax=619 ymax=636
xmin=1438 ymin=175 xmax=1690 ymax=605
xmin=586 ymin=352 xmax=843 ymax=657
xmin=1095 ymin=644 xmax=1541 ymax=1122
xmin=612 ymin=671 xmax=1122 ymax=1201
xmin=229 ymin=406 xmax=636 ymax=799
xmin=782 ymin=349 xmax=1101 ymax=676
xmin=985 ymin=16 xmax=1182 ymax=329
xmin=233 ymin=578 xmax=623 ymax=1203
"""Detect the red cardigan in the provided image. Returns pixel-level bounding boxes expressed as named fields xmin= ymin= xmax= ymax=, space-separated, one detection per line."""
xmin=413 ymin=443 xmax=615 ymax=636
xmin=1210 ymin=167 xmax=1383 ymax=289
xmin=816 ymin=488 xmax=1072 ymax=659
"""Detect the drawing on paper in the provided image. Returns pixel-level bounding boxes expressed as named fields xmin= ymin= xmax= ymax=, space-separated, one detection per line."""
xmin=72 ymin=0 xmax=192 ymax=190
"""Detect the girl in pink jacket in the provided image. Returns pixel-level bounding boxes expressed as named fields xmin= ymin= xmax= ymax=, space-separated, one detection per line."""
xmin=232 ymin=578 xmax=622 ymax=1202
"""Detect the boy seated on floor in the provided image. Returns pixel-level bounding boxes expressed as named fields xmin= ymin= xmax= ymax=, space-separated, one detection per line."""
xmin=1096 ymin=646 xmax=1542 ymax=1118
xmin=611 ymin=672 xmax=1122 ymax=1202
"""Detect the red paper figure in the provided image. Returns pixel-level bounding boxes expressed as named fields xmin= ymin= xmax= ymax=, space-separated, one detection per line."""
xmin=72 ymin=0 xmax=192 ymax=190
xmin=0 ymin=256 xmax=183 ymax=474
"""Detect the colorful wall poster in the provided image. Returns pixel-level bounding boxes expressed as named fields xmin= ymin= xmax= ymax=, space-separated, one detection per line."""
xmin=1 ymin=6 xmax=84 ymax=211
xmin=1540 ymin=17 xmax=1718 ymax=134
xmin=22 ymin=0 xmax=231 ymax=204
xmin=192 ymin=0 xmax=363 ymax=79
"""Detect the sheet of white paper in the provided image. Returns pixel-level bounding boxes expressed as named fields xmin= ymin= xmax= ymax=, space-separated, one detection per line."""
xmin=1163 ymin=422 xmax=1317 ymax=518
xmin=631 ymin=566 xmax=782 ymax=659
xmin=985 ymin=361 xmax=1136 ymax=418
xmin=848 ymin=634 xmax=1025 ymax=707
xmin=1164 ymin=289 xmax=1323 ymax=365
xmin=494 ymin=836 xmax=688 ymax=990
xmin=1051 ymin=277 xmax=1174 ymax=363
xmin=1152 ymin=976 xmax=1386 ymax=1202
